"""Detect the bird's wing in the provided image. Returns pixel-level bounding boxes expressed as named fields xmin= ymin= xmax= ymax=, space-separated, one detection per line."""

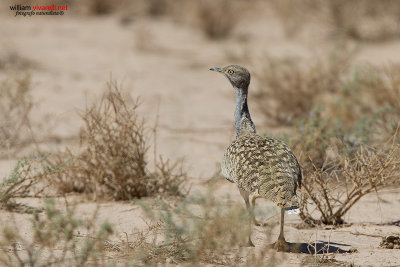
xmin=253 ymin=136 xmax=302 ymax=207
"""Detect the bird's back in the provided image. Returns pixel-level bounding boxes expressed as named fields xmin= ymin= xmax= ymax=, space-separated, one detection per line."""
xmin=221 ymin=123 xmax=301 ymax=208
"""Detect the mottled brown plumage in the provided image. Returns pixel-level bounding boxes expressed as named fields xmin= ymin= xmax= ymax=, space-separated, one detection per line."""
xmin=222 ymin=118 xmax=301 ymax=208
xmin=210 ymin=65 xmax=302 ymax=251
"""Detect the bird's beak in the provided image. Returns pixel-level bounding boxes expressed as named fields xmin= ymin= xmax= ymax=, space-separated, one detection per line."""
xmin=209 ymin=67 xmax=222 ymax=73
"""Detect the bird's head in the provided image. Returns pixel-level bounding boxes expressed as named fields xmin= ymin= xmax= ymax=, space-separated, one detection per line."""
xmin=210 ymin=65 xmax=250 ymax=90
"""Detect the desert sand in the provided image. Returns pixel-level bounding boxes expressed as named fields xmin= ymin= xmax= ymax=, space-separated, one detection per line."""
xmin=1 ymin=1 xmax=400 ymax=266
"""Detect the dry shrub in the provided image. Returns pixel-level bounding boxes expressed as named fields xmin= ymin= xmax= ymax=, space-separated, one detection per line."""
xmin=146 ymin=0 xmax=170 ymax=16
xmin=284 ymin=65 xmax=400 ymax=226
xmin=254 ymin=51 xmax=400 ymax=226
xmin=0 ymin=199 xmax=113 ymax=266
xmin=88 ymin=0 xmax=116 ymax=15
xmin=194 ymin=0 xmax=239 ymax=40
xmin=87 ymin=0 xmax=172 ymax=17
xmin=0 ymin=51 xmax=35 ymax=71
xmin=0 ymin=74 xmax=34 ymax=157
xmin=358 ymin=63 xmax=400 ymax=117
xmin=253 ymin=48 xmax=400 ymax=132
xmin=299 ymin=144 xmax=400 ymax=226
xmin=49 ymin=81 xmax=187 ymax=200
xmin=271 ymin=0 xmax=400 ymax=41
xmin=302 ymin=254 xmax=339 ymax=266
xmin=84 ymin=0 xmax=181 ymax=18
xmin=253 ymin=50 xmax=351 ymax=125
xmin=141 ymin=0 xmax=243 ymax=39
xmin=71 ymin=0 xmax=240 ymax=39
xmin=133 ymin=187 xmax=274 ymax=265
xmin=269 ymin=0 xmax=319 ymax=37
xmin=326 ymin=0 xmax=400 ymax=41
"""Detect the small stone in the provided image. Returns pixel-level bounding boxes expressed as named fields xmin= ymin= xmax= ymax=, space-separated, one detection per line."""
xmin=166 ymin=258 xmax=173 ymax=264
xmin=348 ymin=248 xmax=358 ymax=253
xmin=386 ymin=236 xmax=397 ymax=243
xmin=394 ymin=244 xmax=400 ymax=249
xmin=387 ymin=243 xmax=394 ymax=249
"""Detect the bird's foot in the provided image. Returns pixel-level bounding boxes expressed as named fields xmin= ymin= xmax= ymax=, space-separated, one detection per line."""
xmin=271 ymin=238 xmax=290 ymax=252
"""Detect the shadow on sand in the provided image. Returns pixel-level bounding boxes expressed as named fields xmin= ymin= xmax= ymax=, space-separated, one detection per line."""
xmin=270 ymin=241 xmax=353 ymax=254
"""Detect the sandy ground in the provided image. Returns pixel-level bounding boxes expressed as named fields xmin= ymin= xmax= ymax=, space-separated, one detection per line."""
xmin=1 ymin=4 xmax=400 ymax=266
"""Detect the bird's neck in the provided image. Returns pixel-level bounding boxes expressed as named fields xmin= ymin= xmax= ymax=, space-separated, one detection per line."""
xmin=234 ymin=87 xmax=255 ymax=138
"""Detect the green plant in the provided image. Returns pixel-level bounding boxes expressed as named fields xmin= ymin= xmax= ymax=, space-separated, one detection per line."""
xmin=0 ymin=154 xmax=59 ymax=211
xmin=0 ymin=199 xmax=113 ymax=266
xmin=288 ymin=105 xmax=391 ymax=174
xmin=133 ymin=186 xmax=275 ymax=265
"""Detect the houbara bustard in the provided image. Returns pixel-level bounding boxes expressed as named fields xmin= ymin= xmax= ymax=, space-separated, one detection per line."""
xmin=210 ymin=65 xmax=302 ymax=251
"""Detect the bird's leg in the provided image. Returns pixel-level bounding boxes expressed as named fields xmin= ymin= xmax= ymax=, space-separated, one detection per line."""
xmin=251 ymin=196 xmax=267 ymax=226
xmin=239 ymin=189 xmax=255 ymax=247
xmin=239 ymin=189 xmax=261 ymax=226
xmin=272 ymin=208 xmax=290 ymax=252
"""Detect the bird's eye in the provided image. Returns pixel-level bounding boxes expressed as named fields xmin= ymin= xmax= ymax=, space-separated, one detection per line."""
xmin=227 ymin=70 xmax=234 ymax=75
